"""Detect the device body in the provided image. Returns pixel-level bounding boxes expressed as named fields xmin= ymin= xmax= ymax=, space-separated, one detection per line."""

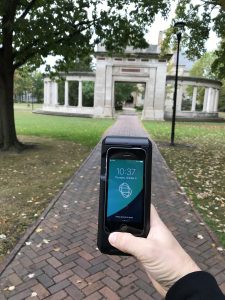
xmin=97 ymin=136 xmax=152 ymax=255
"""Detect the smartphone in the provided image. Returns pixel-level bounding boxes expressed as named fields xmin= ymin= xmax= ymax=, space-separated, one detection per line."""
xmin=97 ymin=136 xmax=152 ymax=255
xmin=105 ymin=147 xmax=146 ymax=235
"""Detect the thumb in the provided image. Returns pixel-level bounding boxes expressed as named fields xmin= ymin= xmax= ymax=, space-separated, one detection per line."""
xmin=108 ymin=232 xmax=146 ymax=257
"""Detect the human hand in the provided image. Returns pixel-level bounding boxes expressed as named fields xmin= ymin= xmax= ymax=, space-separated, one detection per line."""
xmin=108 ymin=205 xmax=201 ymax=297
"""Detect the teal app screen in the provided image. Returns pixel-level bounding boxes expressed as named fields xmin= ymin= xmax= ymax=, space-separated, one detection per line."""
xmin=107 ymin=159 xmax=144 ymax=223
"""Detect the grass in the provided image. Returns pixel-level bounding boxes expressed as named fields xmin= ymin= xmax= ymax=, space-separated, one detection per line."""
xmin=15 ymin=104 xmax=114 ymax=148
xmin=0 ymin=104 xmax=114 ymax=262
xmin=143 ymin=121 xmax=225 ymax=247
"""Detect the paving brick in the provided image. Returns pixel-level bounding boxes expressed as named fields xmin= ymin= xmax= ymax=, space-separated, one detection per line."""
xmin=43 ymin=264 xmax=59 ymax=277
xmin=78 ymin=250 xmax=94 ymax=261
xmin=103 ymin=267 xmax=121 ymax=281
xmin=120 ymin=273 xmax=137 ymax=286
xmin=53 ymin=270 xmax=74 ymax=283
xmin=31 ymin=283 xmax=50 ymax=299
xmin=8 ymin=290 xmax=31 ymax=300
xmin=87 ymin=263 xmax=107 ymax=275
xmin=136 ymin=289 xmax=155 ymax=300
xmin=100 ymin=286 xmax=120 ymax=300
xmin=47 ymin=257 xmax=62 ymax=268
xmin=83 ymin=291 xmax=102 ymax=300
xmin=69 ymin=274 xmax=88 ymax=289
xmin=86 ymin=272 xmax=105 ymax=284
xmin=7 ymin=273 xmax=23 ymax=286
xmin=45 ymin=290 xmax=68 ymax=300
xmin=83 ymin=281 xmax=104 ymax=296
xmin=65 ymin=284 xmax=85 ymax=300
xmin=37 ymin=273 xmax=54 ymax=288
xmin=49 ymin=279 xmax=71 ymax=294
xmin=72 ymin=266 xmax=90 ymax=278
xmin=101 ymin=277 xmax=120 ymax=291
xmin=118 ymin=283 xmax=138 ymax=298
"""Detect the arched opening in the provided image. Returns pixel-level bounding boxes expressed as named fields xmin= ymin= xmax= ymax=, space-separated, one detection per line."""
xmin=114 ymin=81 xmax=146 ymax=112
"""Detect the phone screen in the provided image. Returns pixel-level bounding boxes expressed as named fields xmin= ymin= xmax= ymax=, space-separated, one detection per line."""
xmin=105 ymin=148 xmax=145 ymax=232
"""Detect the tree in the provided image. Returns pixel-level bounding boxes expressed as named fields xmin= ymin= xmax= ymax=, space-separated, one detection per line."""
xmin=189 ymin=52 xmax=217 ymax=80
xmin=14 ymin=66 xmax=33 ymax=102
xmin=32 ymin=71 xmax=44 ymax=103
xmin=187 ymin=51 xmax=225 ymax=111
xmin=0 ymin=0 xmax=171 ymax=150
xmin=114 ymin=82 xmax=139 ymax=110
xmin=186 ymin=52 xmax=217 ymax=107
xmin=162 ymin=1 xmax=225 ymax=78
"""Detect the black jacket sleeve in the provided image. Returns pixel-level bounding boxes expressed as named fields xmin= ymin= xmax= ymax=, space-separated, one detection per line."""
xmin=166 ymin=271 xmax=225 ymax=300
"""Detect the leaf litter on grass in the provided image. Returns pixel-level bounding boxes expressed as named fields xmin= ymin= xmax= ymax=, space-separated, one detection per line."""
xmin=0 ymin=136 xmax=91 ymax=263
xmin=144 ymin=121 xmax=225 ymax=248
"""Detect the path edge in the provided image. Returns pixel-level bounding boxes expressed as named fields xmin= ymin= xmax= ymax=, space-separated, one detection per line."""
xmin=0 ymin=142 xmax=100 ymax=275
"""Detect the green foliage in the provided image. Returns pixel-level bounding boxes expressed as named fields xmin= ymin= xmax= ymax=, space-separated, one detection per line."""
xmin=189 ymin=52 xmax=217 ymax=79
xmin=69 ymin=81 xmax=79 ymax=106
xmin=219 ymin=79 xmax=225 ymax=111
xmin=83 ymin=82 xmax=94 ymax=107
xmin=114 ymin=82 xmax=139 ymax=110
xmin=0 ymin=0 xmax=172 ymax=72
xmin=162 ymin=1 xmax=225 ymax=79
xmin=14 ymin=66 xmax=44 ymax=103
xmin=187 ymin=52 xmax=225 ymax=110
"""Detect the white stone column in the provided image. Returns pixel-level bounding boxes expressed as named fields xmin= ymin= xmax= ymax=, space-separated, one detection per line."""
xmin=44 ymin=80 xmax=49 ymax=105
xmin=213 ymin=89 xmax=219 ymax=112
xmin=142 ymin=68 xmax=156 ymax=120
xmin=203 ymin=87 xmax=209 ymax=112
xmin=206 ymin=87 xmax=213 ymax=112
xmin=191 ymin=86 xmax=198 ymax=112
xmin=210 ymin=88 xmax=216 ymax=112
xmin=104 ymin=65 xmax=113 ymax=117
xmin=177 ymin=84 xmax=183 ymax=112
xmin=64 ymin=80 xmax=69 ymax=106
xmin=78 ymin=81 xmax=82 ymax=107
xmin=152 ymin=62 xmax=167 ymax=120
xmin=52 ymin=81 xmax=58 ymax=105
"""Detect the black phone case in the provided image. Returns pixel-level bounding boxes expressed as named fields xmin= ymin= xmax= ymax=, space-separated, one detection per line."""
xmin=97 ymin=136 xmax=152 ymax=255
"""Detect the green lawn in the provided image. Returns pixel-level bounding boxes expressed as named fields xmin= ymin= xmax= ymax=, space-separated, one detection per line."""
xmin=15 ymin=104 xmax=114 ymax=147
xmin=143 ymin=121 xmax=225 ymax=247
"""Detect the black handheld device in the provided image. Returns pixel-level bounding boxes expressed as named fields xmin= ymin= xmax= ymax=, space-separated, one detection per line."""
xmin=97 ymin=136 xmax=152 ymax=255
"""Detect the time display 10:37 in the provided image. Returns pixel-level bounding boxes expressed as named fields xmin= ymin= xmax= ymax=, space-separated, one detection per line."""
xmin=116 ymin=168 xmax=136 ymax=176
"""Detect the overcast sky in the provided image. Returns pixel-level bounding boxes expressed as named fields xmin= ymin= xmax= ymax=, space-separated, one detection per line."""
xmin=40 ymin=3 xmax=219 ymax=71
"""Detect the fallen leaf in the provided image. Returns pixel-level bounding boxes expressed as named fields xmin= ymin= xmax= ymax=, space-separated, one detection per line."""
xmin=197 ymin=234 xmax=204 ymax=240
xmin=53 ymin=247 xmax=61 ymax=252
xmin=76 ymin=280 xmax=82 ymax=284
xmin=0 ymin=234 xmax=6 ymax=240
xmin=43 ymin=239 xmax=50 ymax=244
xmin=217 ymin=247 xmax=223 ymax=252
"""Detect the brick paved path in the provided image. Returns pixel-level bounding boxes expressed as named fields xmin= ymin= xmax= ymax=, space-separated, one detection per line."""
xmin=0 ymin=115 xmax=225 ymax=300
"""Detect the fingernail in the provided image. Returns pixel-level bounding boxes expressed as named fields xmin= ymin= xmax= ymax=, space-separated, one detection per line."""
xmin=109 ymin=232 xmax=117 ymax=245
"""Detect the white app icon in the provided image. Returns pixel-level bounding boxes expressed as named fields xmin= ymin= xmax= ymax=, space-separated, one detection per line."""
xmin=119 ymin=183 xmax=132 ymax=199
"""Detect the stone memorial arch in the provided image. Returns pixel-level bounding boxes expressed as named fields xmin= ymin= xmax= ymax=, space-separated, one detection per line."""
xmin=42 ymin=45 xmax=221 ymax=120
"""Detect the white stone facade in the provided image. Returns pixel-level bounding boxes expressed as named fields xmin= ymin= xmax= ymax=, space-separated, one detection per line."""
xmin=42 ymin=46 xmax=222 ymax=120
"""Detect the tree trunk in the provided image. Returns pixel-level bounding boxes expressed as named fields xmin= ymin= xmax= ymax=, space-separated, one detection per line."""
xmin=0 ymin=60 xmax=23 ymax=151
